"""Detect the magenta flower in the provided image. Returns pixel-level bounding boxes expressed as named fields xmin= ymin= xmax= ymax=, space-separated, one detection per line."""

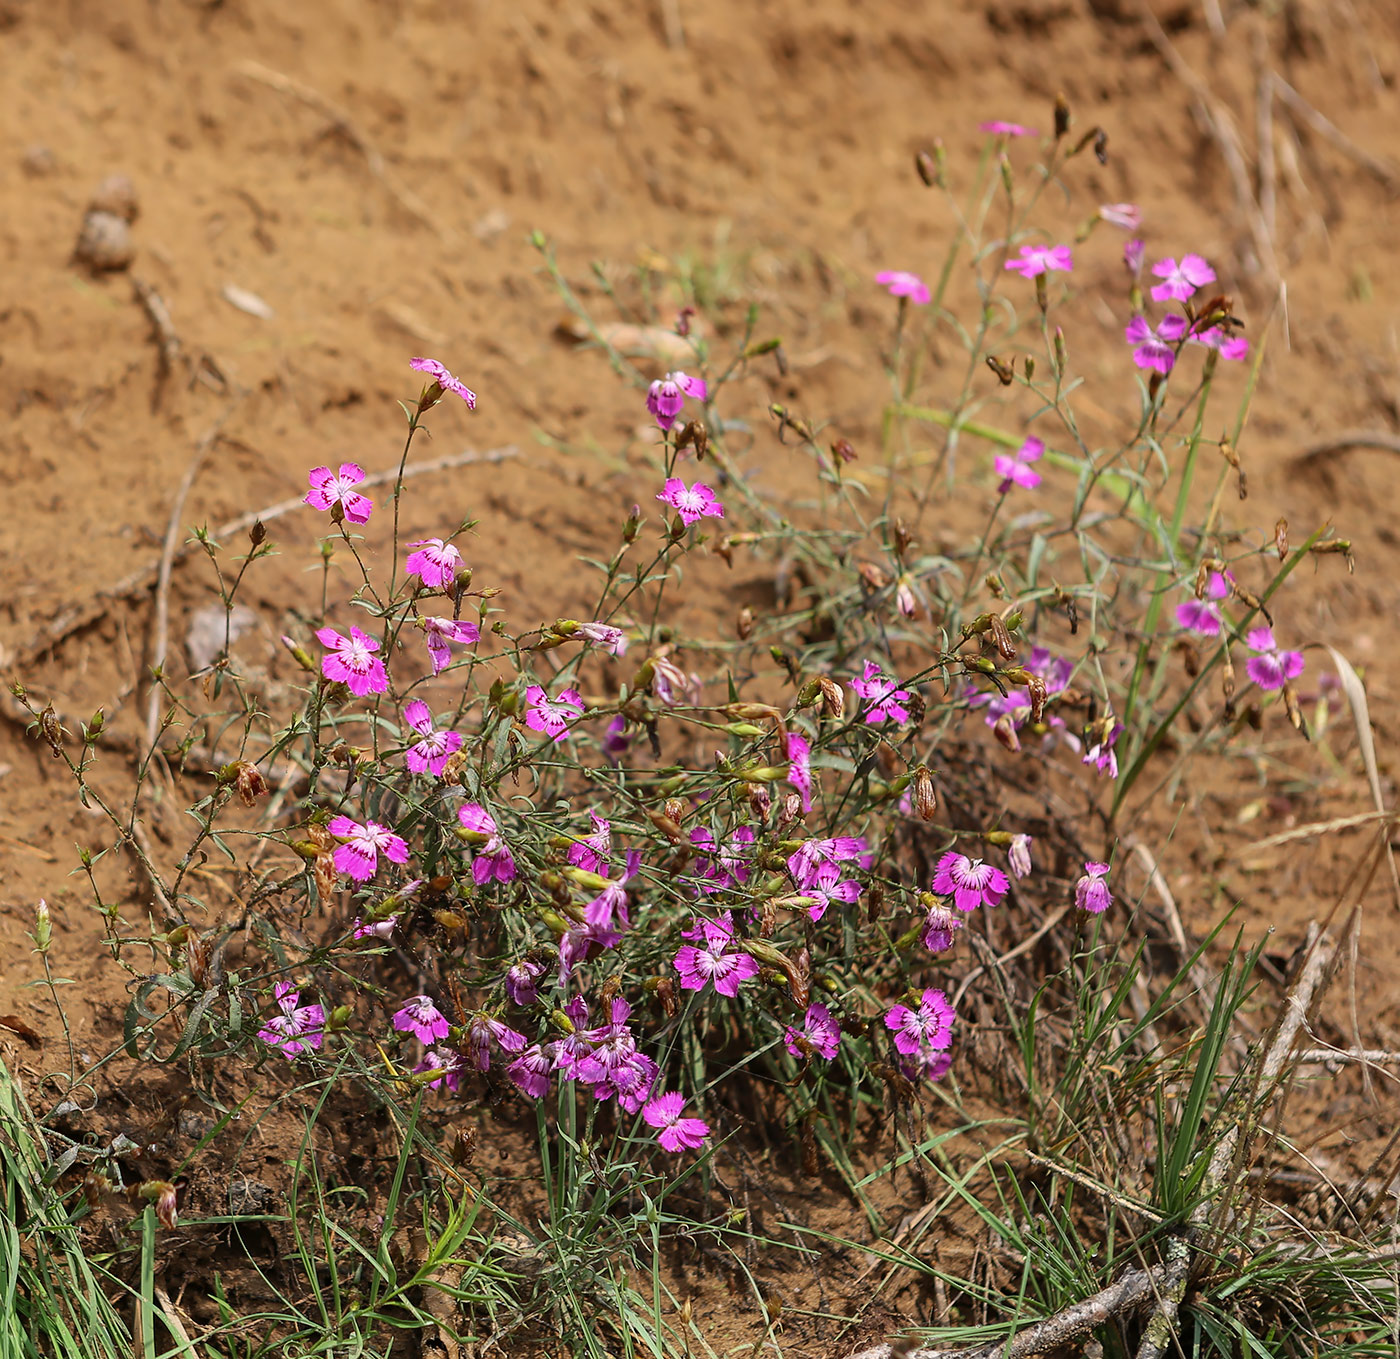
xmin=646 ymin=371 xmax=707 ymax=432
xmin=352 ymin=915 xmax=398 ymax=940
xmin=787 ymin=836 xmax=872 ymax=890
xmin=1245 ymin=627 xmax=1305 ymax=691
xmin=257 ymin=982 xmax=325 ymax=1058
xmin=799 ymin=860 xmax=861 ymax=923
xmin=327 ymin=815 xmax=409 ymax=882
xmin=420 ymin=617 xmax=479 ymax=675
xmin=900 ymin=1048 xmax=954 ymax=1084
xmin=784 ymin=1003 xmax=841 ymax=1061
xmin=575 ymin=621 xmax=628 ymax=656
xmin=1005 ymin=244 xmax=1073 ymax=279
xmin=689 ymin=826 xmax=755 ymax=891
xmin=995 ymin=435 xmax=1044 ymax=493
xmin=1124 ymin=316 xmax=1178 ymax=375
xmin=852 ymin=660 xmax=912 ymax=725
xmin=568 ymin=812 xmax=612 ymax=875
xmin=786 ymin=731 xmax=812 ymax=813
xmin=305 ymin=463 xmax=373 ymax=524
xmin=875 ymin=270 xmax=931 ymax=305
xmin=393 ymin=994 xmax=449 ymax=1045
xmin=603 ymin=715 xmax=632 ymax=763
xmin=1099 ymin=203 xmax=1141 ymax=230
xmin=656 ymin=478 xmax=724 ymax=526
xmin=652 ymin=656 xmax=701 ymax=706
xmin=410 ymin=356 xmax=477 ymax=409
xmin=584 ymin=850 xmax=641 ymax=931
xmin=457 ymin=803 xmax=516 ymax=884
xmin=1075 ymin=861 xmax=1113 ymax=914
xmin=1177 ymin=571 xmax=1231 ymax=637
xmin=673 ymin=911 xmax=759 ymax=998
xmin=416 ymin=1048 xmax=463 ymax=1092
xmin=1124 ymin=238 xmax=1145 ymax=277
xmin=505 ymin=959 xmax=544 ymax=1007
xmin=405 ymin=538 xmax=462 ymax=589
xmin=932 ymin=851 xmax=1009 ymax=912
xmin=464 ymin=1014 xmax=526 ymax=1072
xmin=1008 ymin=834 xmax=1034 ymax=879
xmin=507 ymin=1043 xmax=552 ymax=1100
xmin=980 ymin=120 xmax=1037 ymax=137
xmin=402 ymin=700 xmax=463 ymax=777
xmin=921 ymin=902 xmax=964 ymax=954
xmin=524 ymin=685 xmax=584 ymax=742
xmin=642 ymin=1091 xmax=711 ymax=1153
xmin=1150 ymin=254 xmax=1215 ymax=303
xmin=1161 ymin=314 xmax=1248 ymax=362
xmin=885 ymin=988 xmax=956 ymax=1056
xmin=316 ymin=626 xmax=388 ymax=697
xmin=1082 ymin=720 xmax=1122 ymax=778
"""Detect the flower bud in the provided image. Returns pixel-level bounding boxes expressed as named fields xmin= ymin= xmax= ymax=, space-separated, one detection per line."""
xmin=915 ymin=148 xmax=938 ymax=186
xmin=280 ymin=635 xmax=316 ymax=672
xmin=249 ymin=519 xmax=267 ymax=547
xmin=327 ymin=1005 xmax=354 ymax=1031
xmin=1053 ymin=91 xmax=1071 ymax=139
xmin=747 ymin=783 xmax=772 ymax=822
xmin=992 ymin=715 xmax=1022 ymax=753
xmin=830 ymin=438 xmax=857 ymax=464
xmin=33 ymin=899 xmax=51 ymax=954
xmin=622 ymin=504 xmax=643 ymax=544
xmin=84 ymin=709 xmax=105 ymax=743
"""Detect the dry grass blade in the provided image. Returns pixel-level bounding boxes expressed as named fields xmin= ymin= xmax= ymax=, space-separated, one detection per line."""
xmin=1291 ymin=429 xmax=1400 ymax=469
xmin=1271 ymin=74 xmax=1400 ymax=189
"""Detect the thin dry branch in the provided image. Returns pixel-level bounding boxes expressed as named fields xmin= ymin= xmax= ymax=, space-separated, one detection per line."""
xmin=235 ymin=60 xmax=456 ymax=242
xmin=1291 ymin=429 xmax=1400 ymax=468
xmin=1272 ymin=74 xmax=1400 ymax=189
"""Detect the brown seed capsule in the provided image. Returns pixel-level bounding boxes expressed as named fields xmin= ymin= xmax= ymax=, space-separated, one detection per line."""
xmin=830 ymin=437 xmax=857 ymax=464
xmin=911 ymin=766 xmax=937 ymax=821
xmin=1054 ymin=92 xmax=1071 ymax=140
xmin=817 ymin=676 xmax=845 ymax=719
xmin=992 ymin=714 xmax=1022 ymax=753
xmin=664 ymin=797 xmax=686 ymax=826
xmin=915 ymin=148 xmax=938 ymax=186
xmin=1274 ymin=518 xmax=1288 ymax=561
xmin=249 ymin=519 xmax=267 ymax=547
xmin=986 ymin=355 xmax=1014 ymax=386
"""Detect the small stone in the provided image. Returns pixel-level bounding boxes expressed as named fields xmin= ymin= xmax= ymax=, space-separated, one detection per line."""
xmin=73 ymin=210 xmax=134 ymax=272
xmin=22 ymin=145 xmax=56 ymax=177
xmin=90 ymin=173 xmax=139 ymax=222
xmin=227 ymin=1177 xmax=276 ymax=1216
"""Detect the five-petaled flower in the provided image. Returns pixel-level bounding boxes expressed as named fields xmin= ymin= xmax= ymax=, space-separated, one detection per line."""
xmin=784 ymin=1003 xmax=841 ymax=1061
xmin=980 ymin=120 xmax=1037 ymax=137
xmin=673 ymin=911 xmax=759 ymax=998
xmin=507 ymin=1043 xmax=553 ymax=1099
xmin=328 ymin=815 xmax=410 ymax=882
xmin=457 ymin=803 xmax=516 ymax=884
xmin=1177 ymin=571 xmax=1231 ymax=637
xmin=646 ymin=371 xmax=707 ymax=432
xmin=932 ymin=851 xmax=1009 ymax=912
xmin=410 ymin=356 xmax=477 ymax=408
xmin=1075 ymin=861 xmax=1114 ymax=914
xmin=1082 ymin=717 xmax=1122 ymax=778
xmin=305 ymin=463 xmax=373 ymax=524
xmin=656 ymin=478 xmax=724 ymax=526
xmin=875 ymin=270 xmax=931 ymax=305
xmin=1125 ymin=315 xmax=1178 ymax=374
xmin=1005 ymin=244 xmax=1073 ymax=279
xmin=1150 ymin=254 xmax=1215 ymax=303
xmin=1159 ymin=313 xmax=1248 ymax=362
xmin=1245 ymin=627 xmax=1305 ymax=691
xmin=799 ymin=860 xmax=861 ymax=922
xmin=393 ymin=994 xmax=449 ymax=1045
xmin=995 ymin=435 xmax=1044 ymax=493
xmin=575 ymin=621 xmax=628 ymax=656
xmin=405 ymin=538 xmax=462 ymax=589
xmin=402 ymin=699 xmax=463 ymax=777
xmin=524 ymin=684 xmax=585 ymax=742
xmin=317 ymin=626 xmax=388 ymax=697
xmin=852 ymin=660 xmax=912 ymax=725
xmin=884 ymin=988 xmax=956 ymax=1056
xmin=642 ymin=1091 xmax=711 ymax=1153
xmin=419 ymin=617 xmax=479 ymax=675
xmin=258 ymin=982 xmax=325 ymax=1058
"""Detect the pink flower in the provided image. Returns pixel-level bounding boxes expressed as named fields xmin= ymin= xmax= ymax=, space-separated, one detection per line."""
xmin=393 ymin=994 xmax=449 ymax=1044
xmin=885 ymin=988 xmax=956 ymax=1056
xmin=1075 ymin=861 xmax=1113 ymax=914
xmin=575 ymin=621 xmax=628 ymax=656
xmin=405 ymin=538 xmax=462 ymax=590
xmin=784 ymin=1003 xmax=841 ymax=1061
xmin=328 ymin=815 xmax=409 ymax=882
xmin=1124 ymin=238 xmax=1145 ymax=277
xmin=932 ymin=851 xmax=1009 ymax=912
xmin=305 ymin=463 xmax=373 ymax=524
xmin=464 ymin=1014 xmax=526 ymax=1072
xmin=401 ymin=699 xmax=463 ymax=777
xmin=316 ymin=626 xmax=388 ymax=697
xmin=1176 ymin=571 xmax=1232 ymax=637
xmin=994 ymin=435 xmax=1044 ymax=492
xmin=1099 ymin=204 xmax=1141 ymax=230
xmin=603 ymin=715 xmax=632 ymax=762
xmin=524 ymin=685 xmax=584 ymax=742
xmin=457 ymin=803 xmax=516 ymax=884
xmin=852 ymin=660 xmax=912 ymax=725
xmin=673 ymin=911 xmax=759 ymax=998
xmin=507 ymin=1043 xmax=552 ymax=1099
xmin=900 ymin=1047 xmax=954 ymax=1084
xmin=799 ymin=860 xmax=861 ymax=923
xmin=416 ymin=1048 xmax=463 ymax=1092
xmin=786 ymin=731 xmax=812 ymax=813
xmin=642 ymin=1091 xmax=711 ymax=1153
xmin=568 ymin=812 xmax=612 ymax=874
xmin=352 ymin=915 xmax=398 ymax=940
xmin=505 ymin=959 xmax=544 ymax=1007
xmin=1082 ymin=719 xmax=1122 ymax=778
xmin=1124 ymin=316 xmax=1177 ymax=375
xmin=257 ymin=982 xmax=325 ymax=1058
xmin=656 ymin=478 xmax=724 ymax=525
xmin=1150 ymin=254 xmax=1215 ymax=303
xmin=921 ymin=902 xmax=963 ymax=954
xmin=1162 ymin=314 xmax=1249 ymax=362
xmin=980 ymin=120 xmax=1037 ymax=137
xmin=652 ymin=656 xmax=701 ymax=706
xmin=1245 ymin=627 xmax=1305 ymax=691
xmin=1005 ymin=244 xmax=1073 ymax=278
xmin=875 ymin=270 xmax=931 ymax=305
xmin=689 ymin=826 xmax=755 ymax=891
xmin=410 ymin=356 xmax=477 ymax=409
xmin=786 ymin=836 xmax=872 ymax=890
xmin=646 ymin=371 xmax=707 ymax=432
xmin=1008 ymin=834 xmax=1033 ymax=879
xmin=420 ymin=617 xmax=479 ymax=675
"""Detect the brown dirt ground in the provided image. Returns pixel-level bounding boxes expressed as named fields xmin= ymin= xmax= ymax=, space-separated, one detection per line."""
xmin=3 ymin=0 xmax=1400 ymax=1353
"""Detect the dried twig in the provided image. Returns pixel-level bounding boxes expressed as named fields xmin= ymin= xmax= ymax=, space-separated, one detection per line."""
xmin=10 ymin=446 xmax=520 ymax=672
xmin=131 ymin=275 xmax=181 ymax=381
xmin=1291 ymin=429 xmax=1400 ymax=468
xmin=1298 ymin=1048 xmax=1400 ymax=1066
xmin=235 ymin=60 xmax=456 ymax=242
xmin=1272 ymin=74 xmax=1400 ymax=189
